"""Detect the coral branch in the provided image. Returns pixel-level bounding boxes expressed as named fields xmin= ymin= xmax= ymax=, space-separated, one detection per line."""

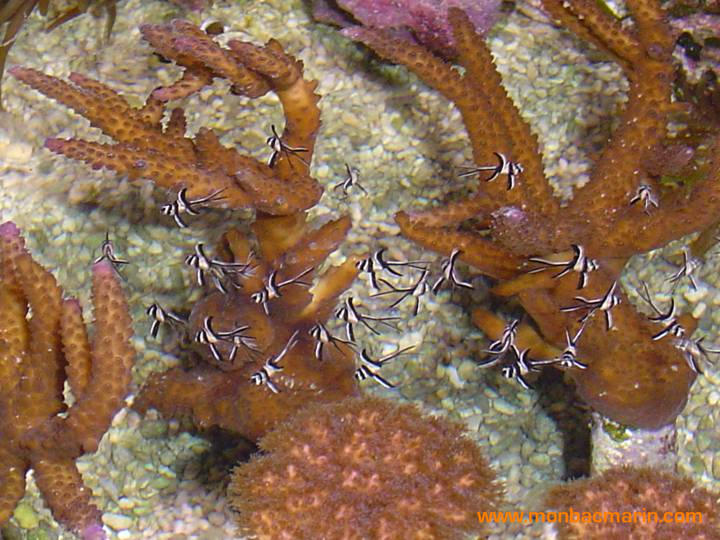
xmin=10 ymin=20 xmax=325 ymax=216
xmin=60 ymin=260 xmax=134 ymax=454
xmin=350 ymin=2 xmax=719 ymax=428
xmin=134 ymin=214 xmax=360 ymax=441
xmin=0 ymin=222 xmax=135 ymax=538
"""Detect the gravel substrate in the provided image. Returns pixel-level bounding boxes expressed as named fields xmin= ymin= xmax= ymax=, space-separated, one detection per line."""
xmin=1 ymin=1 xmax=718 ymax=539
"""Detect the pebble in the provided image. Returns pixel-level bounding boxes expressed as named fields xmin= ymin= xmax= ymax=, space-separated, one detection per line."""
xmin=691 ymin=302 xmax=706 ymax=319
xmin=112 ymin=446 xmax=134 ymax=467
xmin=457 ymin=359 xmax=477 ymax=381
xmin=102 ymin=513 xmax=134 ymax=531
xmin=492 ymin=398 xmax=517 ymax=415
xmin=1 ymin=141 xmax=33 ymax=166
xmin=207 ymin=511 xmax=226 ymax=527
xmin=521 ymin=441 xmax=535 ymax=460
xmin=465 ymin=413 xmax=484 ymax=432
xmin=117 ymin=497 xmax=136 ymax=511
xmin=445 ymin=363 xmax=465 ymax=389
xmin=695 ymin=432 xmax=712 ymax=453
xmin=707 ymin=391 xmax=720 ymax=406
xmin=529 ymin=453 xmax=550 ymax=468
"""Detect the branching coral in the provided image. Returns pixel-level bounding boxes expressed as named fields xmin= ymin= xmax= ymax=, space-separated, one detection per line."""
xmin=11 ymin=19 xmax=361 ymax=443
xmin=229 ymin=395 xmax=501 ymax=540
xmin=0 ymin=221 xmax=134 ymax=539
xmin=10 ymin=18 xmax=323 ymax=216
xmin=345 ymin=1 xmax=720 ymax=429
xmin=546 ymin=466 xmax=720 ymax=539
xmin=133 ymin=213 xmax=362 ymax=440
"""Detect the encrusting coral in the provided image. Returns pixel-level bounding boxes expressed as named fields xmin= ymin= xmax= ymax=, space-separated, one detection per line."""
xmin=546 ymin=465 xmax=720 ymax=539
xmin=345 ymin=1 xmax=720 ymax=429
xmin=9 ymin=18 xmax=323 ymax=216
xmin=229 ymin=395 xmax=501 ymax=540
xmin=0 ymin=221 xmax=134 ymax=540
xmin=133 ymin=213 xmax=362 ymax=440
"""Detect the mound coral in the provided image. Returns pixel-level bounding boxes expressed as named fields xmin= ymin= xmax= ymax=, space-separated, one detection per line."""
xmin=229 ymin=396 xmax=501 ymax=540
xmin=0 ymin=221 xmax=134 ymax=539
xmin=546 ymin=466 xmax=720 ymax=539
xmin=344 ymin=1 xmax=720 ymax=428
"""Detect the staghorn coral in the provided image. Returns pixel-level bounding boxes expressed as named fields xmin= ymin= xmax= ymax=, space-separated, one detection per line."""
xmin=9 ymin=18 xmax=323 ymax=216
xmin=229 ymin=395 xmax=501 ymax=540
xmin=133 ymin=213 xmax=361 ymax=441
xmin=9 ymin=20 xmax=368 ymax=443
xmin=11 ymin=19 xmax=361 ymax=442
xmin=0 ymin=221 xmax=134 ymax=539
xmin=546 ymin=466 xmax=720 ymax=539
xmin=344 ymin=1 xmax=720 ymax=429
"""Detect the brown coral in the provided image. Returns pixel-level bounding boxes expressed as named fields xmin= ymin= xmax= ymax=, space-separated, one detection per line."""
xmin=11 ymin=20 xmax=361 ymax=444
xmin=133 ymin=213 xmax=361 ymax=440
xmin=546 ymin=466 xmax=720 ymax=539
xmin=0 ymin=221 xmax=134 ymax=539
xmin=346 ymin=1 xmax=720 ymax=428
xmin=9 ymin=19 xmax=323 ymax=216
xmin=229 ymin=395 xmax=501 ymax=540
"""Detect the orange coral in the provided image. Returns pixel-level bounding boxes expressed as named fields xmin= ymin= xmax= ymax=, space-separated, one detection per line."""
xmin=346 ymin=2 xmax=720 ymax=428
xmin=9 ymin=19 xmax=323 ymax=216
xmin=133 ymin=214 xmax=361 ymax=440
xmin=10 ymin=20 xmax=361 ymax=443
xmin=546 ymin=466 xmax=720 ymax=539
xmin=229 ymin=396 xmax=501 ymax=540
xmin=0 ymin=221 xmax=134 ymax=539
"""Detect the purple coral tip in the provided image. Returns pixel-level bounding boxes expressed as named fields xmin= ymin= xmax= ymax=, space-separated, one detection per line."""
xmin=92 ymin=258 xmax=116 ymax=276
xmin=0 ymin=221 xmax=21 ymax=238
xmin=44 ymin=138 xmax=65 ymax=152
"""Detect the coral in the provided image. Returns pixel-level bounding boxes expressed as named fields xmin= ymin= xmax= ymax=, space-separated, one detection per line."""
xmin=0 ymin=0 xmax=117 ymax=107
xmin=133 ymin=213 xmax=361 ymax=441
xmin=229 ymin=395 xmax=501 ymax=540
xmin=309 ymin=0 xmax=505 ymax=58
xmin=546 ymin=466 xmax=720 ymax=539
xmin=10 ymin=19 xmax=323 ymax=216
xmin=0 ymin=221 xmax=134 ymax=539
xmin=344 ymin=1 xmax=720 ymax=428
xmin=11 ymin=19 xmax=360 ymax=442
